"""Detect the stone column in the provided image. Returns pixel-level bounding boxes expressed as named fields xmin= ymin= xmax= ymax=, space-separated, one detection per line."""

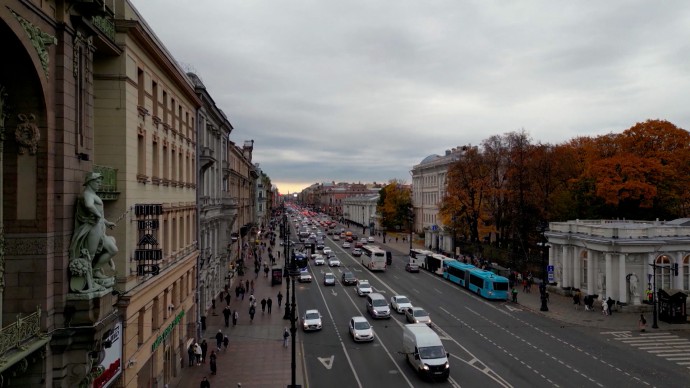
xmin=561 ymin=245 xmax=569 ymax=288
xmin=573 ymin=247 xmax=581 ymax=291
xmin=605 ymin=252 xmax=614 ymax=300
xmin=618 ymin=253 xmax=628 ymax=304
xmin=587 ymin=249 xmax=595 ymax=296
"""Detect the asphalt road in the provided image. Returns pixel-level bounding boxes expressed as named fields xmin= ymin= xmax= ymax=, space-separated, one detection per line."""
xmin=292 ymin=221 xmax=688 ymax=388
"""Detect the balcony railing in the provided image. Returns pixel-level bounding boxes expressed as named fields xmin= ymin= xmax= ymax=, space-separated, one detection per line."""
xmin=0 ymin=307 xmax=46 ymax=366
xmin=94 ymin=165 xmax=120 ymax=201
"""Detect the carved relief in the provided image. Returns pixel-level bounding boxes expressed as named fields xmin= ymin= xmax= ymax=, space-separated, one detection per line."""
xmin=15 ymin=113 xmax=40 ymax=155
xmin=73 ymin=32 xmax=95 ymax=78
xmin=11 ymin=9 xmax=57 ymax=78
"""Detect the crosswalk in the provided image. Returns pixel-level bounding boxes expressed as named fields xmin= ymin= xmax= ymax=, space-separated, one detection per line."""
xmin=602 ymin=331 xmax=690 ymax=369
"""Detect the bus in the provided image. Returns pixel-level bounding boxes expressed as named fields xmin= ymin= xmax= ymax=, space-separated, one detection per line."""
xmin=467 ymin=268 xmax=509 ymax=300
xmin=361 ymin=245 xmax=387 ymax=271
xmin=424 ymin=253 xmax=454 ymax=275
xmin=443 ymin=260 xmax=475 ymax=287
xmin=443 ymin=261 xmax=509 ymax=300
xmin=409 ymin=249 xmax=433 ymax=267
xmin=293 ymin=252 xmax=309 ymax=272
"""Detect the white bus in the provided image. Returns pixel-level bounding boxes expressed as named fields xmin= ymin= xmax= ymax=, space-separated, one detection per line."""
xmin=409 ymin=248 xmax=433 ymax=266
xmin=361 ymin=245 xmax=387 ymax=271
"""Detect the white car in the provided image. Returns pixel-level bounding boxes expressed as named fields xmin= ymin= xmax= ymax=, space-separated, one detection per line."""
xmin=390 ymin=295 xmax=413 ymax=313
xmin=332 ymin=235 xmax=341 ymax=241
xmin=367 ymin=236 xmax=375 ymax=243
xmin=298 ymin=270 xmax=312 ymax=283
xmin=323 ymin=272 xmax=336 ymax=286
xmin=323 ymin=247 xmax=333 ymax=256
xmin=342 ymin=241 xmax=351 ymax=248
xmin=302 ymin=309 xmax=323 ymax=331
xmin=349 ymin=316 xmax=374 ymax=342
xmin=313 ymin=256 xmax=325 ymax=266
xmin=328 ymin=257 xmax=341 ymax=267
xmin=355 ymin=280 xmax=372 ymax=296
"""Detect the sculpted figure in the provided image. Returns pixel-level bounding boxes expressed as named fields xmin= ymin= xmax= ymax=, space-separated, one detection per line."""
xmin=629 ymin=272 xmax=639 ymax=297
xmin=69 ymin=172 xmax=118 ymax=280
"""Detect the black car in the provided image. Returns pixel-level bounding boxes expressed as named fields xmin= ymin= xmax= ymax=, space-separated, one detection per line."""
xmin=341 ymin=271 xmax=357 ymax=285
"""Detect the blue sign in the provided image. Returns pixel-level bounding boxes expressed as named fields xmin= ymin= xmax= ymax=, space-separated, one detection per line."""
xmin=431 ymin=225 xmax=438 ymax=231
xmin=547 ymin=265 xmax=555 ymax=283
xmin=547 ymin=265 xmax=554 ymax=273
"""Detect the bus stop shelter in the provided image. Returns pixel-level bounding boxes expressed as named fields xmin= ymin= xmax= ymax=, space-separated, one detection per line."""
xmin=658 ymin=288 xmax=688 ymax=324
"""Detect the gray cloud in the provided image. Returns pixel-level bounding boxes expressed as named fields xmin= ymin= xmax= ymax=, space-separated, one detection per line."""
xmin=132 ymin=0 xmax=690 ymax=192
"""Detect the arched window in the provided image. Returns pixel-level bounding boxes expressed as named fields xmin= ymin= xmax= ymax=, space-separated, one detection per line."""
xmin=655 ymin=255 xmax=672 ymax=290
xmin=683 ymin=256 xmax=690 ymax=291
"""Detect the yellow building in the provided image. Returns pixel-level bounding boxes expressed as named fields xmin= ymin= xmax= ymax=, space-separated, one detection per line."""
xmin=93 ymin=1 xmax=200 ymax=386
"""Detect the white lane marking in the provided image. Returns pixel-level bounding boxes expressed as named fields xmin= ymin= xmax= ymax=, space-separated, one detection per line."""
xmin=318 ymin=355 xmax=335 ymax=370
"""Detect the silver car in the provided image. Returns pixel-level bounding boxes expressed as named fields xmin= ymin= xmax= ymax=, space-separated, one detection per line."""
xmin=328 ymin=257 xmax=341 ymax=267
xmin=405 ymin=307 xmax=431 ymax=325
xmin=356 ymin=280 xmax=372 ymax=296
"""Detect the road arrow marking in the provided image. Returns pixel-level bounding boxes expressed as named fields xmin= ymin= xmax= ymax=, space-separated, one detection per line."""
xmin=318 ymin=355 xmax=334 ymax=370
xmin=331 ymin=289 xmax=338 ymax=296
xmin=505 ymin=305 xmax=522 ymax=312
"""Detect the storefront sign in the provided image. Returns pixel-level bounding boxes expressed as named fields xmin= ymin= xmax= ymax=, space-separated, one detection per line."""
xmin=152 ymin=310 xmax=185 ymax=352
xmin=92 ymin=321 xmax=122 ymax=388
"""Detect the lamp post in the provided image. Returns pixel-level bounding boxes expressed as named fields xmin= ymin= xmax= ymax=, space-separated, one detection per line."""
xmin=648 ymin=263 xmax=659 ymax=329
xmin=283 ymin=212 xmax=291 ymax=320
xmin=537 ymin=222 xmax=549 ymax=312
xmin=408 ymin=206 xmax=414 ymax=254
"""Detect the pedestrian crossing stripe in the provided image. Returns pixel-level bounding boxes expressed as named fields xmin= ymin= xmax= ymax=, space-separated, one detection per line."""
xmin=603 ymin=331 xmax=690 ymax=370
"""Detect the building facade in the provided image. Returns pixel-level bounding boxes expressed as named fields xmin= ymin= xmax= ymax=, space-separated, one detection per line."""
xmin=0 ymin=1 xmax=123 ymax=386
xmin=342 ymin=195 xmax=379 ymax=235
xmin=93 ymin=1 xmax=200 ymax=386
xmin=410 ymin=147 xmax=465 ymax=254
xmin=546 ymin=219 xmax=690 ymax=306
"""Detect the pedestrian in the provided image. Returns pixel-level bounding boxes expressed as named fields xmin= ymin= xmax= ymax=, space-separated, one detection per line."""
xmin=223 ymin=335 xmax=229 ymax=351
xmin=245 ymin=280 xmax=249 ymax=293
xmin=223 ymin=306 xmax=231 ymax=327
xmin=249 ymin=304 xmax=256 ymax=323
xmin=215 ymin=330 xmax=223 ymax=351
xmin=233 ymin=310 xmax=239 ymax=326
xmin=240 ymin=285 xmax=245 ymax=300
xmin=572 ymin=289 xmax=581 ymax=309
xmin=267 ymin=297 xmax=273 ymax=314
xmin=639 ymin=314 xmax=647 ymax=332
xmin=602 ymin=300 xmax=609 ymax=316
xmin=249 ymin=294 xmax=256 ymax=305
xmin=187 ymin=343 xmax=195 ymax=367
xmin=225 ymin=292 xmax=231 ymax=306
xmin=193 ymin=343 xmax=202 ymax=366
xmin=264 ymin=265 xmax=269 ymax=278
xmin=250 ymin=280 xmax=255 ymax=294
xmin=211 ymin=299 xmax=216 ymax=316
xmin=606 ymin=297 xmax=615 ymax=315
xmin=283 ymin=327 xmax=290 ymax=348
xmin=261 ymin=298 xmax=267 ymax=314
xmin=511 ymin=287 xmax=518 ymax=303
xmin=200 ymin=376 xmax=211 ymax=388
xmin=200 ymin=339 xmax=208 ymax=363
xmin=277 ymin=291 xmax=283 ymax=307
xmin=209 ymin=351 xmax=217 ymax=375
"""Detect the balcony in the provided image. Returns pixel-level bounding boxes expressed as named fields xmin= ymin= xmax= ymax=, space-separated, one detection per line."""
xmin=0 ymin=307 xmax=50 ymax=373
xmin=94 ymin=165 xmax=120 ymax=201
xmin=199 ymin=146 xmax=216 ymax=172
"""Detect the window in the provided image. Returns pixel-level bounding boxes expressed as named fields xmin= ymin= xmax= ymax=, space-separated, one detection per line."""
xmin=162 ymin=144 xmax=169 ymax=180
xmin=152 ymin=139 xmax=159 ymax=179
xmin=137 ymin=67 xmax=145 ymax=107
xmin=152 ymin=81 xmax=158 ymax=117
xmin=162 ymin=91 xmax=168 ymax=123
xmin=137 ymin=131 xmax=146 ymax=177
xmin=683 ymin=256 xmax=689 ymax=291
xmin=655 ymin=255 xmax=672 ymax=289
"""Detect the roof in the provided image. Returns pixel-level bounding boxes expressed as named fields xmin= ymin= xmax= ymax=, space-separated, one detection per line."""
xmin=420 ymin=154 xmax=441 ymax=164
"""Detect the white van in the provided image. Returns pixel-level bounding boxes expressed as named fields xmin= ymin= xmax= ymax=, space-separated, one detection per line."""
xmin=402 ymin=324 xmax=449 ymax=380
xmin=366 ymin=293 xmax=391 ymax=319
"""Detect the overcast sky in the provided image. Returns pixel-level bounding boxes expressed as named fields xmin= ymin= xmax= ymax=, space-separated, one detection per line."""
xmin=130 ymin=1 xmax=690 ymax=194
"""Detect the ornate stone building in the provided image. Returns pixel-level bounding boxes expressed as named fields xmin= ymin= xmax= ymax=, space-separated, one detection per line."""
xmin=188 ymin=72 xmax=237 ymax=335
xmin=546 ymin=219 xmax=690 ymax=305
xmin=0 ymin=0 xmax=123 ymax=386
xmin=92 ymin=1 xmax=200 ymax=386
xmin=410 ymin=146 xmax=466 ymax=253
xmin=227 ymin=140 xmax=257 ymax=273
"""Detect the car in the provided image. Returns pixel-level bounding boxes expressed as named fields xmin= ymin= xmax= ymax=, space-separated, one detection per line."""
xmin=298 ymin=270 xmax=312 ymax=283
xmin=342 ymin=241 xmax=351 ymax=249
xmin=316 ymin=242 xmax=325 ymax=250
xmin=405 ymin=263 xmax=420 ymax=273
xmin=302 ymin=309 xmax=323 ymax=331
xmin=346 ymin=236 xmax=353 ymax=242
xmin=354 ymin=241 xmax=364 ymax=248
xmin=355 ymin=280 xmax=372 ymax=296
xmin=405 ymin=307 xmax=432 ymax=325
xmin=348 ymin=316 xmax=374 ymax=342
xmin=390 ymin=295 xmax=413 ymax=313
xmin=324 ymin=272 xmax=336 ymax=286
xmin=328 ymin=257 xmax=341 ymax=267
xmin=341 ymin=271 xmax=357 ymax=285
xmin=351 ymin=248 xmax=362 ymax=257
xmin=332 ymin=235 xmax=340 ymax=241
xmin=314 ymin=255 xmax=325 ymax=266
xmin=359 ymin=238 xmax=368 ymax=245
xmin=323 ymin=247 xmax=333 ymax=256
xmin=367 ymin=236 xmax=375 ymax=243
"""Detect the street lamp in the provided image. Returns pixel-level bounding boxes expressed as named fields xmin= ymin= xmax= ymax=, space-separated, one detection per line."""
xmin=408 ymin=206 xmax=414 ymax=254
xmin=648 ymin=264 xmax=659 ymax=329
xmin=537 ymin=222 xmax=549 ymax=312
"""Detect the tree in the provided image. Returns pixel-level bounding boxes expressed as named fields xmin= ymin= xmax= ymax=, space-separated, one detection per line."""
xmin=377 ymin=180 xmax=411 ymax=231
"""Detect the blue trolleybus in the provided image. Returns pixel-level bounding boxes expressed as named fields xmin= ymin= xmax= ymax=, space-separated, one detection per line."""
xmin=443 ymin=261 xmax=510 ymax=300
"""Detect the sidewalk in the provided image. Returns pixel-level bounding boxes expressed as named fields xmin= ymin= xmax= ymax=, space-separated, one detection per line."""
xmin=374 ymin=231 xmax=690 ymax=333
xmin=172 ymin=250 xmax=305 ymax=388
